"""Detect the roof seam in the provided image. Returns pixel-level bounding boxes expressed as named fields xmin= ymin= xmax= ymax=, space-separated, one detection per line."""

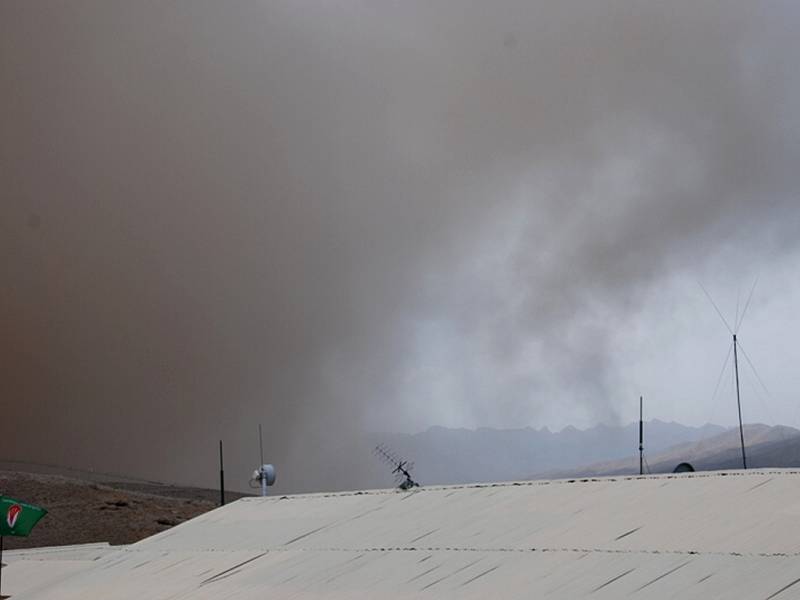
xmin=116 ymin=546 xmax=800 ymax=559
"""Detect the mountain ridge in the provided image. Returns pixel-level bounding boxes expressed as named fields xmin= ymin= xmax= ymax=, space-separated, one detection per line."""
xmin=539 ymin=423 xmax=800 ymax=478
xmin=367 ymin=420 xmax=726 ymax=486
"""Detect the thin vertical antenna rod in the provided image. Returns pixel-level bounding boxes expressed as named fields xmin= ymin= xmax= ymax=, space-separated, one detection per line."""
xmin=733 ymin=334 xmax=747 ymax=469
xmin=219 ymin=440 xmax=225 ymax=506
xmin=258 ymin=424 xmax=267 ymax=497
xmin=259 ymin=424 xmax=264 ymax=465
xmin=639 ymin=396 xmax=644 ymax=476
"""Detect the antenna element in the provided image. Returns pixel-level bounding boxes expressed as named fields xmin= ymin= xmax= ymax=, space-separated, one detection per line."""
xmin=259 ymin=423 xmax=264 ymax=466
xmin=374 ymin=444 xmax=420 ymax=490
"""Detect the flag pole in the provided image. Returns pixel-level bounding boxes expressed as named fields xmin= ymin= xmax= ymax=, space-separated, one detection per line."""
xmin=1 ymin=534 xmax=4 ymax=599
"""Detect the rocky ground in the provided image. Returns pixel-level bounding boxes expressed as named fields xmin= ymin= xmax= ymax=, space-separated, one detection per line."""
xmin=0 ymin=469 xmax=246 ymax=550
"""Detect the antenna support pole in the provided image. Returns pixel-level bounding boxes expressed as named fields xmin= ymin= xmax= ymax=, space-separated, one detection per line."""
xmin=639 ymin=396 xmax=644 ymax=476
xmin=219 ymin=440 xmax=225 ymax=506
xmin=733 ymin=334 xmax=747 ymax=469
xmin=259 ymin=424 xmax=267 ymax=497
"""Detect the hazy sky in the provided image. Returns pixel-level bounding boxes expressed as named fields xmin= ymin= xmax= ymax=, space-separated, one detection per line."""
xmin=2 ymin=1 xmax=799 ymax=492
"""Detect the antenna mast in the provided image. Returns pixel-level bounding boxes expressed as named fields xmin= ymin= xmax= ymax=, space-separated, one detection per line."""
xmin=259 ymin=424 xmax=264 ymax=464
xmin=259 ymin=424 xmax=266 ymax=496
xmin=639 ymin=396 xmax=644 ymax=476
xmin=219 ymin=439 xmax=225 ymax=506
xmin=733 ymin=334 xmax=747 ymax=469
xmin=700 ymin=280 xmax=755 ymax=471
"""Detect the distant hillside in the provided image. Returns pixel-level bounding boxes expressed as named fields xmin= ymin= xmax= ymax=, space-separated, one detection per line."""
xmin=543 ymin=424 xmax=800 ymax=478
xmin=0 ymin=464 xmax=250 ymax=549
xmin=368 ymin=420 xmax=725 ymax=486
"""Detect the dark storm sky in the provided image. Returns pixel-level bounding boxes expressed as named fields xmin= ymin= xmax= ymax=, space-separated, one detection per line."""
xmin=2 ymin=1 xmax=799 ymax=492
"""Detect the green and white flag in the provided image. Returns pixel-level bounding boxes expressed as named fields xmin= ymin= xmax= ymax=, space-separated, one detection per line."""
xmin=0 ymin=497 xmax=47 ymax=537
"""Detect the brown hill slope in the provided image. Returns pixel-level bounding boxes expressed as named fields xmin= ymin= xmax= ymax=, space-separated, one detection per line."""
xmin=539 ymin=424 xmax=800 ymax=478
xmin=0 ymin=469 xmax=244 ymax=549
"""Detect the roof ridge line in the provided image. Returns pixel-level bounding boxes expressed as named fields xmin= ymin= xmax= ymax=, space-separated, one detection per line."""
xmin=240 ymin=469 xmax=800 ymax=501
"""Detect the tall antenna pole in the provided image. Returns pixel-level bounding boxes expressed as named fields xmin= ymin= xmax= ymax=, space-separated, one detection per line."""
xmin=733 ymin=334 xmax=747 ymax=469
xmin=639 ymin=396 xmax=644 ymax=476
xmin=219 ymin=440 xmax=225 ymax=506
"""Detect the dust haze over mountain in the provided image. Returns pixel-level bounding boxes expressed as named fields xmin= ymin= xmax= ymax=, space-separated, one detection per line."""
xmin=2 ymin=2 xmax=800 ymax=493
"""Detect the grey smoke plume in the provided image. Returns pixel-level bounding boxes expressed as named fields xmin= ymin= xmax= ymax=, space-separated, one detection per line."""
xmin=1 ymin=1 xmax=799 ymax=492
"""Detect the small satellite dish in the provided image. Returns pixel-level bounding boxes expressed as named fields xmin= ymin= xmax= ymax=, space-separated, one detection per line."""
xmin=673 ymin=462 xmax=695 ymax=473
xmin=249 ymin=424 xmax=276 ymax=496
xmin=260 ymin=464 xmax=276 ymax=486
xmin=250 ymin=464 xmax=276 ymax=494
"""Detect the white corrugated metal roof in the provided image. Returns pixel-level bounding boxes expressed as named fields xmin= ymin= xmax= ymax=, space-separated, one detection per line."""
xmin=4 ymin=542 xmax=116 ymax=560
xmin=7 ymin=470 xmax=800 ymax=598
xmin=2 ymin=543 xmax=118 ymax=597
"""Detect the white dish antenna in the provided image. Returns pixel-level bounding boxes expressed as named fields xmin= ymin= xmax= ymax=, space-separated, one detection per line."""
xmin=249 ymin=424 xmax=276 ymax=496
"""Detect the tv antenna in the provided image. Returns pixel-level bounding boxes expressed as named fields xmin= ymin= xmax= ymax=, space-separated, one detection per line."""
xmin=699 ymin=278 xmax=759 ymax=470
xmin=374 ymin=444 xmax=419 ymax=490
xmin=249 ymin=423 xmax=276 ymax=496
